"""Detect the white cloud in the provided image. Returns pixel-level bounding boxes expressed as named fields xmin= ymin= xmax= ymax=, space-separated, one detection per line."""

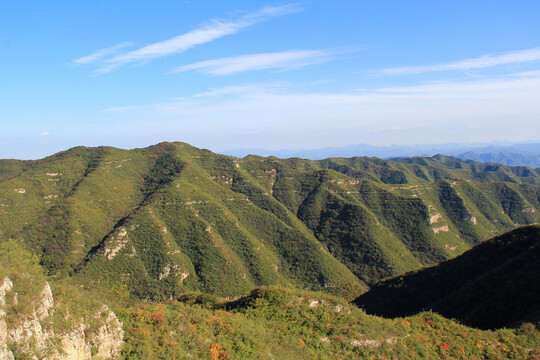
xmin=100 ymin=74 xmax=540 ymax=148
xmin=368 ymin=126 xmax=402 ymax=133
xmin=101 ymin=105 xmax=142 ymax=113
xmin=102 ymin=74 xmax=540 ymax=117
xmin=76 ymin=4 xmax=301 ymax=73
xmin=39 ymin=131 xmax=50 ymax=137
xmin=377 ymin=47 xmax=540 ymax=75
xmin=193 ymin=83 xmax=290 ymax=97
xmin=506 ymin=70 xmax=540 ymax=77
xmin=375 ymin=75 xmax=540 ymax=96
xmin=73 ymin=42 xmax=135 ymax=64
xmin=172 ymin=49 xmax=344 ymax=75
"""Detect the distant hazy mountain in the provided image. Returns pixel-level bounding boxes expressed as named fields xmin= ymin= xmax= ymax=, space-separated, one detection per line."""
xmin=222 ymin=141 xmax=540 ymax=168
xmin=221 ymin=142 xmax=488 ymax=160
xmin=455 ymin=143 xmax=540 ymax=168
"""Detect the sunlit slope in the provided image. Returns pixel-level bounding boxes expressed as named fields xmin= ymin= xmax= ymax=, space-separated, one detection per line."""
xmin=118 ymin=287 xmax=540 ymax=359
xmin=0 ymin=142 xmax=538 ymax=298
xmin=78 ymin=145 xmax=365 ymax=298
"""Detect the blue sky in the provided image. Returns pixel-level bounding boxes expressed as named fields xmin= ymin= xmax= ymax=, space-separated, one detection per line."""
xmin=1 ymin=1 xmax=540 ymax=159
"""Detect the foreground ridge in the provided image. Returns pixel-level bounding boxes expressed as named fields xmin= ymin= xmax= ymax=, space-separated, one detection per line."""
xmin=354 ymin=225 xmax=540 ymax=329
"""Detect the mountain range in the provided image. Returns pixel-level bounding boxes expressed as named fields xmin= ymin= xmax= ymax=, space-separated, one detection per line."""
xmin=222 ymin=141 xmax=540 ymax=168
xmin=1 ymin=141 xmax=539 ymax=358
xmin=1 ymin=142 xmax=539 ymax=300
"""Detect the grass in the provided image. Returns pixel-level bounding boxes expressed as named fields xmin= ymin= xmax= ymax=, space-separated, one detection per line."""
xmin=116 ymin=287 xmax=540 ymax=359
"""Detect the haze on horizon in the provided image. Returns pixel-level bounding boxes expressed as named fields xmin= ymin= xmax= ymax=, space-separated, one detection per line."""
xmin=1 ymin=1 xmax=540 ymax=159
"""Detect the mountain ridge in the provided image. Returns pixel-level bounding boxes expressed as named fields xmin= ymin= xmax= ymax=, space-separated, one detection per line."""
xmin=221 ymin=141 xmax=540 ymax=168
xmin=353 ymin=224 xmax=540 ymax=329
xmin=1 ymin=141 xmax=539 ymax=300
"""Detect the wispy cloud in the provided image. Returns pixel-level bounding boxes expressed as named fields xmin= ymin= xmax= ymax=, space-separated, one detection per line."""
xmin=377 ymin=47 xmax=540 ymax=75
xmin=171 ymin=49 xmax=346 ymax=75
xmin=506 ymin=70 xmax=540 ymax=77
xmin=101 ymin=105 xmax=142 ymax=113
xmin=39 ymin=131 xmax=50 ymax=137
xmin=73 ymin=42 xmax=135 ymax=64
xmin=103 ymin=72 xmax=540 ymax=115
xmin=193 ymin=83 xmax=291 ymax=97
xmin=375 ymin=75 xmax=540 ymax=95
xmin=101 ymin=74 xmax=540 ymax=139
xmin=76 ymin=4 xmax=301 ymax=73
xmin=368 ymin=126 xmax=402 ymax=133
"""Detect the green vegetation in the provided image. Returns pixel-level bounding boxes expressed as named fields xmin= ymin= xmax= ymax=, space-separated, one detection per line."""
xmin=2 ymin=233 xmax=539 ymax=359
xmin=0 ymin=142 xmax=539 ymax=299
xmin=0 ymin=240 xmax=46 ymax=320
xmin=116 ymin=287 xmax=540 ymax=359
xmin=1 ymin=142 xmax=539 ymax=358
xmin=0 ymin=240 xmax=116 ymax=358
xmin=434 ymin=180 xmax=478 ymax=244
xmin=354 ymin=225 xmax=540 ymax=329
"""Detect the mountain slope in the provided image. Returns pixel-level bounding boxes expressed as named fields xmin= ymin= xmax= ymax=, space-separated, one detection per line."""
xmin=1 ymin=142 xmax=539 ymax=299
xmin=353 ymin=225 xmax=540 ymax=329
xmin=116 ymin=287 xmax=540 ymax=359
xmin=0 ymin=240 xmax=123 ymax=359
xmin=1 ymin=229 xmax=538 ymax=359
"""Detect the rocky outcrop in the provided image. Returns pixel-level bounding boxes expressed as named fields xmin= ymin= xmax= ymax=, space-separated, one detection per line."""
xmin=0 ymin=276 xmax=124 ymax=359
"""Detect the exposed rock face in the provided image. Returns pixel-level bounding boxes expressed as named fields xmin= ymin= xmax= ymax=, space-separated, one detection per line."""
xmin=0 ymin=276 xmax=124 ymax=359
xmin=0 ymin=277 xmax=14 ymax=360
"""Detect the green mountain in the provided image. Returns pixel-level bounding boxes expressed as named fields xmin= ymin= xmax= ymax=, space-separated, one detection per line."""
xmin=1 ymin=142 xmax=539 ymax=300
xmin=353 ymin=225 xmax=540 ymax=329
xmin=1 ymin=142 xmax=540 ymax=358
xmin=2 ymin=248 xmax=538 ymax=360
xmin=224 ymin=141 xmax=540 ymax=168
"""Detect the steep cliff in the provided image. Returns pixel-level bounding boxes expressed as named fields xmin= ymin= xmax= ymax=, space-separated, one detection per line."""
xmin=0 ymin=241 xmax=123 ymax=359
